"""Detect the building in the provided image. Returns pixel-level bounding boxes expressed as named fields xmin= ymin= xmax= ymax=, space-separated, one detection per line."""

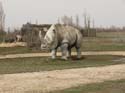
xmin=21 ymin=22 xmax=51 ymax=36
xmin=21 ymin=23 xmax=51 ymax=47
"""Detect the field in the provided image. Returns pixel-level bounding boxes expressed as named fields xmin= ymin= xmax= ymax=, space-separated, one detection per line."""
xmin=0 ymin=31 xmax=125 ymax=55
xmin=0 ymin=63 xmax=125 ymax=93
xmin=0 ymin=55 xmax=124 ymax=74
xmin=0 ymin=47 xmax=43 ymax=55
xmin=0 ymin=31 xmax=125 ymax=93
xmin=52 ymin=79 xmax=125 ymax=93
xmin=82 ymin=31 xmax=125 ymax=51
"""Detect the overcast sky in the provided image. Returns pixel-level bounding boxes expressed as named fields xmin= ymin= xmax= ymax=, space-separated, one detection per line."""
xmin=1 ymin=0 xmax=125 ymax=29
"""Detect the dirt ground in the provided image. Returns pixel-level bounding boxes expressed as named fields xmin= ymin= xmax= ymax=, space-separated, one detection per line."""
xmin=0 ymin=64 xmax=125 ymax=93
xmin=0 ymin=42 xmax=27 ymax=48
xmin=0 ymin=51 xmax=125 ymax=59
xmin=0 ymin=51 xmax=125 ymax=93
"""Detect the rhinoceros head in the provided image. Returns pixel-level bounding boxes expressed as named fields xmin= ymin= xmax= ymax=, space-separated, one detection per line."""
xmin=41 ymin=24 xmax=57 ymax=49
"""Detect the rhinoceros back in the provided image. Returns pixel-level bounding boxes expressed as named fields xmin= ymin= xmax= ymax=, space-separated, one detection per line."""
xmin=55 ymin=24 xmax=82 ymax=47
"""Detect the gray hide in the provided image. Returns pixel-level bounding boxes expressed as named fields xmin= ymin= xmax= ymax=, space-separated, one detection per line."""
xmin=41 ymin=24 xmax=83 ymax=60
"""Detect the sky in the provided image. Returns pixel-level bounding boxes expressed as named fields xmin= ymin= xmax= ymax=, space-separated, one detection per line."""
xmin=1 ymin=0 xmax=125 ymax=29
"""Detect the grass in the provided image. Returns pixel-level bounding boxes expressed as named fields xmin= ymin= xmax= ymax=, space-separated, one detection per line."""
xmin=0 ymin=47 xmax=45 ymax=55
xmin=0 ymin=47 xmax=29 ymax=55
xmin=82 ymin=37 xmax=125 ymax=51
xmin=1 ymin=31 xmax=125 ymax=55
xmin=97 ymin=31 xmax=125 ymax=38
xmin=51 ymin=79 xmax=125 ymax=93
xmin=0 ymin=55 xmax=124 ymax=74
xmin=1 ymin=38 xmax=125 ymax=55
xmin=81 ymin=31 xmax=125 ymax=51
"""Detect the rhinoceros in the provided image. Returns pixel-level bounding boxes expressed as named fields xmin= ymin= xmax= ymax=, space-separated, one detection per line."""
xmin=41 ymin=24 xmax=83 ymax=60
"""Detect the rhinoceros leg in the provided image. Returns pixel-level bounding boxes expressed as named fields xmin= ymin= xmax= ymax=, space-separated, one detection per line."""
xmin=76 ymin=47 xmax=82 ymax=59
xmin=51 ymin=49 xmax=57 ymax=59
xmin=61 ymin=43 xmax=68 ymax=60
xmin=67 ymin=48 xmax=71 ymax=58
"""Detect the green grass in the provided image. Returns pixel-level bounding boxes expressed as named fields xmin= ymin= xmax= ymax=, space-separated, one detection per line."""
xmin=51 ymin=79 xmax=125 ymax=93
xmin=82 ymin=31 xmax=125 ymax=51
xmin=1 ymin=31 xmax=125 ymax=55
xmin=0 ymin=55 xmax=124 ymax=74
xmin=1 ymin=39 xmax=125 ymax=55
xmin=0 ymin=47 xmax=44 ymax=55
xmin=97 ymin=31 xmax=125 ymax=38
xmin=82 ymin=37 xmax=125 ymax=51
xmin=0 ymin=47 xmax=29 ymax=55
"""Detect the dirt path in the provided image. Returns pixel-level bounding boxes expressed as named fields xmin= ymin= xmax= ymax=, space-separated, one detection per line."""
xmin=0 ymin=64 xmax=125 ymax=93
xmin=0 ymin=51 xmax=125 ymax=59
xmin=0 ymin=42 xmax=27 ymax=48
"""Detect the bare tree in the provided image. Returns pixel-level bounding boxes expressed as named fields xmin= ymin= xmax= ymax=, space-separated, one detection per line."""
xmin=70 ymin=16 xmax=73 ymax=26
xmin=0 ymin=2 xmax=5 ymax=32
xmin=57 ymin=17 xmax=60 ymax=24
xmin=92 ymin=19 xmax=95 ymax=28
xmin=83 ymin=11 xmax=96 ymax=37
xmin=83 ymin=11 xmax=87 ymax=29
xmin=75 ymin=14 xmax=79 ymax=28
xmin=87 ymin=15 xmax=91 ymax=29
xmin=61 ymin=15 xmax=69 ymax=25
xmin=61 ymin=15 xmax=73 ymax=26
xmin=83 ymin=11 xmax=91 ymax=29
